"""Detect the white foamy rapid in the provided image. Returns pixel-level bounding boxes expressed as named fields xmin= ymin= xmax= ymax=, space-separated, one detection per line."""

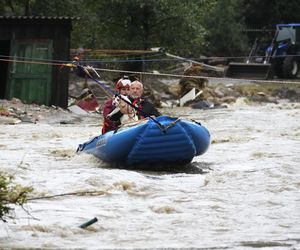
xmin=1 ymin=101 xmax=300 ymax=249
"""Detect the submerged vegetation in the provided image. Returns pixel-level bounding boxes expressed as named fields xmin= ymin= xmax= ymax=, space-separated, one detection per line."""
xmin=0 ymin=172 xmax=33 ymax=222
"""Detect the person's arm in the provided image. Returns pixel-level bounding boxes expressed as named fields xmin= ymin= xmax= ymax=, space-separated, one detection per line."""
xmin=103 ymin=99 xmax=113 ymax=117
xmin=108 ymin=109 xmax=123 ymax=121
xmin=103 ymin=99 xmax=123 ymax=122
xmin=141 ymin=100 xmax=161 ymax=117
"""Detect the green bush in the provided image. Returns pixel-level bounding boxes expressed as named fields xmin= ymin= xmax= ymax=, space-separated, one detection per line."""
xmin=0 ymin=172 xmax=33 ymax=222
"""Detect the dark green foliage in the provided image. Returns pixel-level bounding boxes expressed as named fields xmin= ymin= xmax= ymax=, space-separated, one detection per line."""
xmin=201 ymin=0 xmax=249 ymax=57
xmin=30 ymin=0 xmax=85 ymax=16
xmin=243 ymin=0 xmax=300 ymax=28
xmin=0 ymin=0 xmax=299 ymax=59
xmin=71 ymin=0 xmax=209 ymax=57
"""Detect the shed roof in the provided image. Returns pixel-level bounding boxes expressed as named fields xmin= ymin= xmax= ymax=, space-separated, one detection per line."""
xmin=0 ymin=16 xmax=79 ymax=20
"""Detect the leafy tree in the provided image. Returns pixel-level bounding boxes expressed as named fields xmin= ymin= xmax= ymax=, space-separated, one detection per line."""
xmin=71 ymin=0 xmax=210 ymax=57
xmin=201 ymin=0 xmax=248 ymax=57
xmin=30 ymin=0 xmax=85 ymax=16
xmin=243 ymin=0 xmax=300 ymax=29
xmin=1 ymin=0 xmax=300 ymax=59
xmin=0 ymin=0 xmax=29 ymax=15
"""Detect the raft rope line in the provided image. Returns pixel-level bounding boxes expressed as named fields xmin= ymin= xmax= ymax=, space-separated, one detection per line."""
xmin=85 ymin=66 xmax=300 ymax=85
xmin=71 ymin=48 xmax=300 ymax=61
xmin=0 ymin=57 xmax=64 ymax=67
xmin=162 ymin=118 xmax=181 ymax=130
xmin=1 ymin=56 xmax=300 ymax=86
xmin=2 ymin=52 xmax=300 ymax=63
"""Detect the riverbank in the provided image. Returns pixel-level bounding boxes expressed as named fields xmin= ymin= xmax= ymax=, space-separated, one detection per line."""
xmin=1 ymin=78 xmax=300 ymax=125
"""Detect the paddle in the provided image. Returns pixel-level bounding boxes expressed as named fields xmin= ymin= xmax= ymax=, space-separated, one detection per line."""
xmin=67 ymin=61 xmax=165 ymax=131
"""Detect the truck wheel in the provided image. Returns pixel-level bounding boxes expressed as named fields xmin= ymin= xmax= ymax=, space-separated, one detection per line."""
xmin=274 ymin=61 xmax=283 ymax=78
xmin=282 ymin=57 xmax=298 ymax=78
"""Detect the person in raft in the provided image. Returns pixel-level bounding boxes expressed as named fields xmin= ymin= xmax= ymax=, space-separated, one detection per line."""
xmin=108 ymin=80 xmax=161 ymax=126
xmin=102 ymin=76 xmax=132 ymax=134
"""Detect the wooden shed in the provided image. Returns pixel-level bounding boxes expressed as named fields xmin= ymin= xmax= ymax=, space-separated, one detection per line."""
xmin=0 ymin=16 xmax=78 ymax=108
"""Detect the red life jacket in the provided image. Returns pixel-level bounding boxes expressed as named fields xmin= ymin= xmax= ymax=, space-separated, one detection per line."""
xmin=102 ymin=99 xmax=119 ymax=134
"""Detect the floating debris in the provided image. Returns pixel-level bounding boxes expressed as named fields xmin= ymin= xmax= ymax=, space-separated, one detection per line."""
xmin=79 ymin=217 xmax=98 ymax=229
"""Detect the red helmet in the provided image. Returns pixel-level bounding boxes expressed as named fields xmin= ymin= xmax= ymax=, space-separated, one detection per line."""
xmin=116 ymin=76 xmax=131 ymax=90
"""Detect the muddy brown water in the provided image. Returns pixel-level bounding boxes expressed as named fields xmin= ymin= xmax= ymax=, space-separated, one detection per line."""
xmin=1 ymin=100 xmax=299 ymax=249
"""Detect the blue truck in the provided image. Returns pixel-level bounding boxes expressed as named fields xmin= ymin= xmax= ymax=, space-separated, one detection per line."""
xmin=226 ymin=24 xmax=300 ymax=79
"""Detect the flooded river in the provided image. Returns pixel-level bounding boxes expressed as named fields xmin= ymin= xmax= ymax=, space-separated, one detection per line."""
xmin=1 ymin=100 xmax=300 ymax=249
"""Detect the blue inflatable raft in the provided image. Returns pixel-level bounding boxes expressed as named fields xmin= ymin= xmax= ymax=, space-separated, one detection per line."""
xmin=77 ymin=116 xmax=210 ymax=166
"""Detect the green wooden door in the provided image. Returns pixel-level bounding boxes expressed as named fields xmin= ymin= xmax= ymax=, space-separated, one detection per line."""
xmin=7 ymin=40 xmax=52 ymax=105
